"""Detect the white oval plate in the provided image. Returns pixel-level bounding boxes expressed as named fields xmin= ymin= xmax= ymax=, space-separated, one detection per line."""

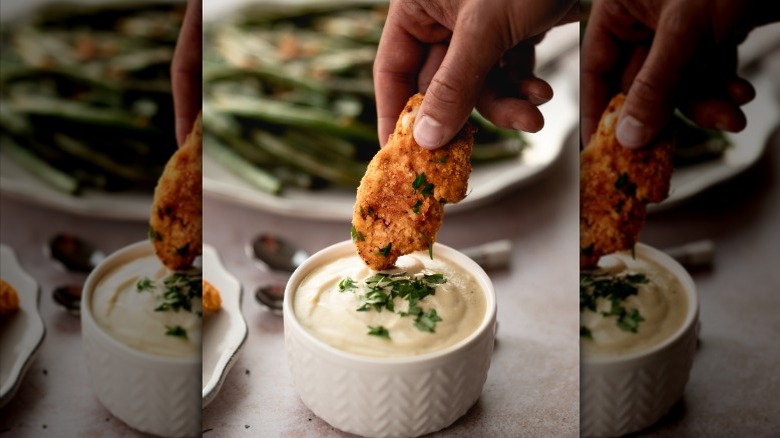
xmin=0 ymin=244 xmax=46 ymax=407
xmin=202 ymin=23 xmax=580 ymax=221
xmin=202 ymin=244 xmax=247 ymax=407
xmin=650 ymin=71 xmax=778 ymax=212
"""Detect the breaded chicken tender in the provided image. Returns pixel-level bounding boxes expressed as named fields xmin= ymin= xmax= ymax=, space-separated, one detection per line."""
xmin=202 ymin=280 xmax=221 ymax=313
xmin=0 ymin=279 xmax=20 ymax=316
xmin=352 ymin=93 xmax=473 ymax=271
xmin=580 ymin=94 xmax=674 ymax=268
xmin=150 ymin=114 xmax=202 ymax=271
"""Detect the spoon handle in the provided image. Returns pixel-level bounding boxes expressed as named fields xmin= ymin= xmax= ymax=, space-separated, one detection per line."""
xmin=460 ymin=240 xmax=512 ymax=271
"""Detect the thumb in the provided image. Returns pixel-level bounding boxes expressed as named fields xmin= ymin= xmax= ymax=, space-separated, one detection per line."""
xmin=413 ymin=11 xmax=508 ymax=149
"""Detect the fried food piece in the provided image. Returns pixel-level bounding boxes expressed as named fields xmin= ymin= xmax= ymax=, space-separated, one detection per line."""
xmin=352 ymin=93 xmax=473 ymax=271
xmin=0 ymin=279 xmax=20 ymax=317
xmin=580 ymin=94 xmax=674 ymax=268
xmin=202 ymin=280 xmax=221 ymax=313
xmin=150 ymin=114 xmax=202 ymax=271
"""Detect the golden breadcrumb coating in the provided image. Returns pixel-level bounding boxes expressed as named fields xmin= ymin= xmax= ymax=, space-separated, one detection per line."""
xmin=202 ymin=280 xmax=221 ymax=314
xmin=0 ymin=279 xmax=20 ymax=317
xmin=580 ymin=94 xmax=674 ymax=268
xmin=150 ymin=114 xmax=202 ymax=271
xmin=352 ymin=93 xmax=473 ymax=271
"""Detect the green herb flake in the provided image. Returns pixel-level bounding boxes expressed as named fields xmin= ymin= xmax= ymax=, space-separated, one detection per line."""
xmin=412 ymin=200 xmax=422 ymax=214
xmin=367 ymin=325 xmax=390 ymax=339
xmin=580 ymin=326 xmax=592 ymax=339
xmin=429 ymin=243 xmax=434 ymax=260
xmin=412 ymin=172 xmax=426 ymax=193
xmin=148 ymin=226 xmax=162 ymax=242
xmin=439 ymin=155 xmax=447 ymax=163
xmin=414 ymin=308 xmax=442 ymax=333
xmin=421 ymin=183 xmax=434 ymax=197
xmin=165 ymin=325 xmax=187 ymax=339
xmin=377 ymin=243 xmax=392 ymax=257
xmin=631 ymin=245 xmax=636 ymax=260
xmin=615 ymin=172 xmax=628 ymax=190
xmin=338 ymin=277 xmax=357 ymax=292
xmin=350 ymin=225 xmax=365 ymax=242
xmin=136 ymin=277 xmax=154 ymax=292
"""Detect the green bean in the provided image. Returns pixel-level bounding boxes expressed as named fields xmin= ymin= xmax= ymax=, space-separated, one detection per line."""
xmin=212 ymin=94 xmax=376 ymax=141
xmin=0 ymin=135 xmax=80 ymax=194
xmin=203 ymin=134 xmax=282 ymax=195
xmin=253 ymin=130 xmax=365 ymax=186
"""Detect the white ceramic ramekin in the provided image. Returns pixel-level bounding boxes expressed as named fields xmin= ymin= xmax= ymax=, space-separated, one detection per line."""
xmin=81 ymin=241 xmax=201 ymax=438
xmin=284 ymin=241 xmax=497 ymax=438
xmin=581 ymin=243 xmax=699 ymax=437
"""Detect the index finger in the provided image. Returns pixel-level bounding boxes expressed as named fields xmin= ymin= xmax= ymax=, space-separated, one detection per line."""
xmin=373 ymin=8 xmax=428 ymax=147
xmin=581 ymin=2 xmax=627 ymax=147
xmin=172 ymin=0 xmax=202 ymax=147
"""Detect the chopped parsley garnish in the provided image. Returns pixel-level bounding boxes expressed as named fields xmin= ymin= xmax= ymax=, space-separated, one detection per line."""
xmin=414 ymin=308 xmax=442 ymax=333
xmin=421 ymin=183 xmax=434 ymax=197
xmin=439 ymin=155 xmax=447 ymax=163
xmin=412 ymin=172 xmax=426 ymax=192
xmin=136 ymin=277 xmax=154 ymax=292
xmin=340 ymin=272 xmax=448 ymax=337
xmin=580 ymin=271 xmax=649 ymax=335
xmin=350 ymin=225 xmax=365 ymax=242
xmin=338 ymin=277 xmax=357 ymax=292
xmin=377 ymin=243 xmax=392 ymax=257
xmin=412 ymin=200 xmax=422 ymax=214
xmin=154 ymin=271 xmax=202 ymax=313
xmin=418 ymin=232 xmax=434 ymax=260
xmin=165 ymin=325 xmax=187 ymax=339
xmin=367 ymin=325 xmax=390 ymax=339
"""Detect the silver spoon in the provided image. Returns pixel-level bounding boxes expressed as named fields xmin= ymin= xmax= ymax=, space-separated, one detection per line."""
xmin=46 ymin=233 xmax=105 ymax=273
xmin=52 ymin=285 xmax=82 ymax=316
xmin=247 ymin=233 xmax=309 ymax=274
xmin=255 ymin=285 xmax=285 ymax=316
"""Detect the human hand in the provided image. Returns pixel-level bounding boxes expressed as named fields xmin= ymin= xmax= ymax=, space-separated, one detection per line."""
xmin=374 ymin=0 xmax=578 ymax=149
xmin=581 ymin=0 xmax=780 ymax=148
xmin=171 ymin=0 xmax=202 ymax=147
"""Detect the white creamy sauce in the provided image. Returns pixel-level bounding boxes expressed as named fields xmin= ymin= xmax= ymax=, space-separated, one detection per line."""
xmin=294 ymin=253 xmax=486 ymax=357
xmin=92 ymin=254 xmax=201 ymax=358
xmin=581 ymin=253 xmax=687 ymax=358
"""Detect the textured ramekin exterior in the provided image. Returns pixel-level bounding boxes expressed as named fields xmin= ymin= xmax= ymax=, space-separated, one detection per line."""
xmin=284 ymin=241 xmax=497 ymax=438
xmin=81 ymin=241 xmax=201 ymax=438
xmin=581 ymin=243 xmax=699 ymax=438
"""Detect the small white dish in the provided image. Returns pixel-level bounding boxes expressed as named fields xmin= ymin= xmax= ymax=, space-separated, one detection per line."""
xmin=580 ymin=243 xmax=699 ymax=437
xmin=0 ymin=244 xmax=45 ymax=407
xmin=81 ymin=241 xmax=201 ymax=437
xmin=202 ymin=244 xmax=247 ymax=407
xmin=284 ymin=241 xmax=497 ymax=438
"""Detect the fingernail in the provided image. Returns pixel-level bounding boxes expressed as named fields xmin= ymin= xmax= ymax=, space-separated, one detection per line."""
xmin=414 ymin=115 xmax=444 ymax=149
xmin=616 ymin=115 xmax=650 ymax=148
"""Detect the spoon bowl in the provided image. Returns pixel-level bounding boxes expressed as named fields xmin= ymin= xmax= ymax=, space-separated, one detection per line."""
xmin=47 ymin=233 xmax=105 ymax=273
xmin=254 ymin=284 xmax=285 ymax=316
xmin=247 ymin=234 xmax=308 ymax=273
xmin=52 ymin=284 xmax=82 ymax=316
